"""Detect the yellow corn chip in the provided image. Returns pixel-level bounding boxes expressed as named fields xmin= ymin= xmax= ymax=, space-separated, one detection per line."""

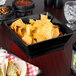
xmin=51 ymin=28 xmax=60 ymax=38
xmin=33 ymin=28 xmax=46 ymax=42
xmin=17 ymin=25 xmax=26 ymax=38
xmin=41 ymin=14 xmax=48 ymax=20
xmin=25 ymin=24 xmax=32 ymax=36
xmin=22 ymin=35 xmax=32 ymax=45
xmin=32 ymin=39 xmax=37 ymax=44
xmin=41 ymin=24 xmax=53 ymax=39
xmin=29 ymin=19 xmax=35 ymax=24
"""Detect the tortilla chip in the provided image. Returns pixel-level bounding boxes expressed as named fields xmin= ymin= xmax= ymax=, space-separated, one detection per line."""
xmin=41 ymin=24 xmax=53 ymax=39
xmin=13 ymin=19 xmax=25 ymax=26
xmin=32 ymin=39 xmax=37 ymax=44
xmin=33 ymin=28 xmax=46 ymax=42
xmin=59 ymin=32 xmax=63 ymax=36
xmin=10 ymin=19 xmax=26 ymax=34
xmin=41 ymin=14 xmax=48 ymax=20
xmin=25 ymin=24 xmax=32 ymax=36
xmin=51 ymin=28 xmax=60 ymax=38
xmin=29 ymin=19 xmax=35 ymax=24
xmin=22 ymin=35 xmax=32 ymax=45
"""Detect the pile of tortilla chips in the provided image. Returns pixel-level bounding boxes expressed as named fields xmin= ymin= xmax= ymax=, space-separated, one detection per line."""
xmin=10 ymin=15 xmax=63 ymax=45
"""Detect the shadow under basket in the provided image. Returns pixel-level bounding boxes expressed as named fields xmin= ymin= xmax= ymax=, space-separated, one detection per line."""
xmin=5 ymin=12 xmax=73 ymax=58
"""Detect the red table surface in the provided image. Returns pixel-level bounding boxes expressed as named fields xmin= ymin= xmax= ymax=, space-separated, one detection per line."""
xmin=0 ymin=0 xmax=76 ymax=76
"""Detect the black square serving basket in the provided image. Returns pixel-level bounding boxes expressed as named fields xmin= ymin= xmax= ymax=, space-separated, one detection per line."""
xmin=5 ymin=12 xmax=73 ymax=58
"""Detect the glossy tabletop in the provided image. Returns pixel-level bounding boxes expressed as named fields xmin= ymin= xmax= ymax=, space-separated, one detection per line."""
xmin=0 ymin=0 xmax=76 ymax=76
